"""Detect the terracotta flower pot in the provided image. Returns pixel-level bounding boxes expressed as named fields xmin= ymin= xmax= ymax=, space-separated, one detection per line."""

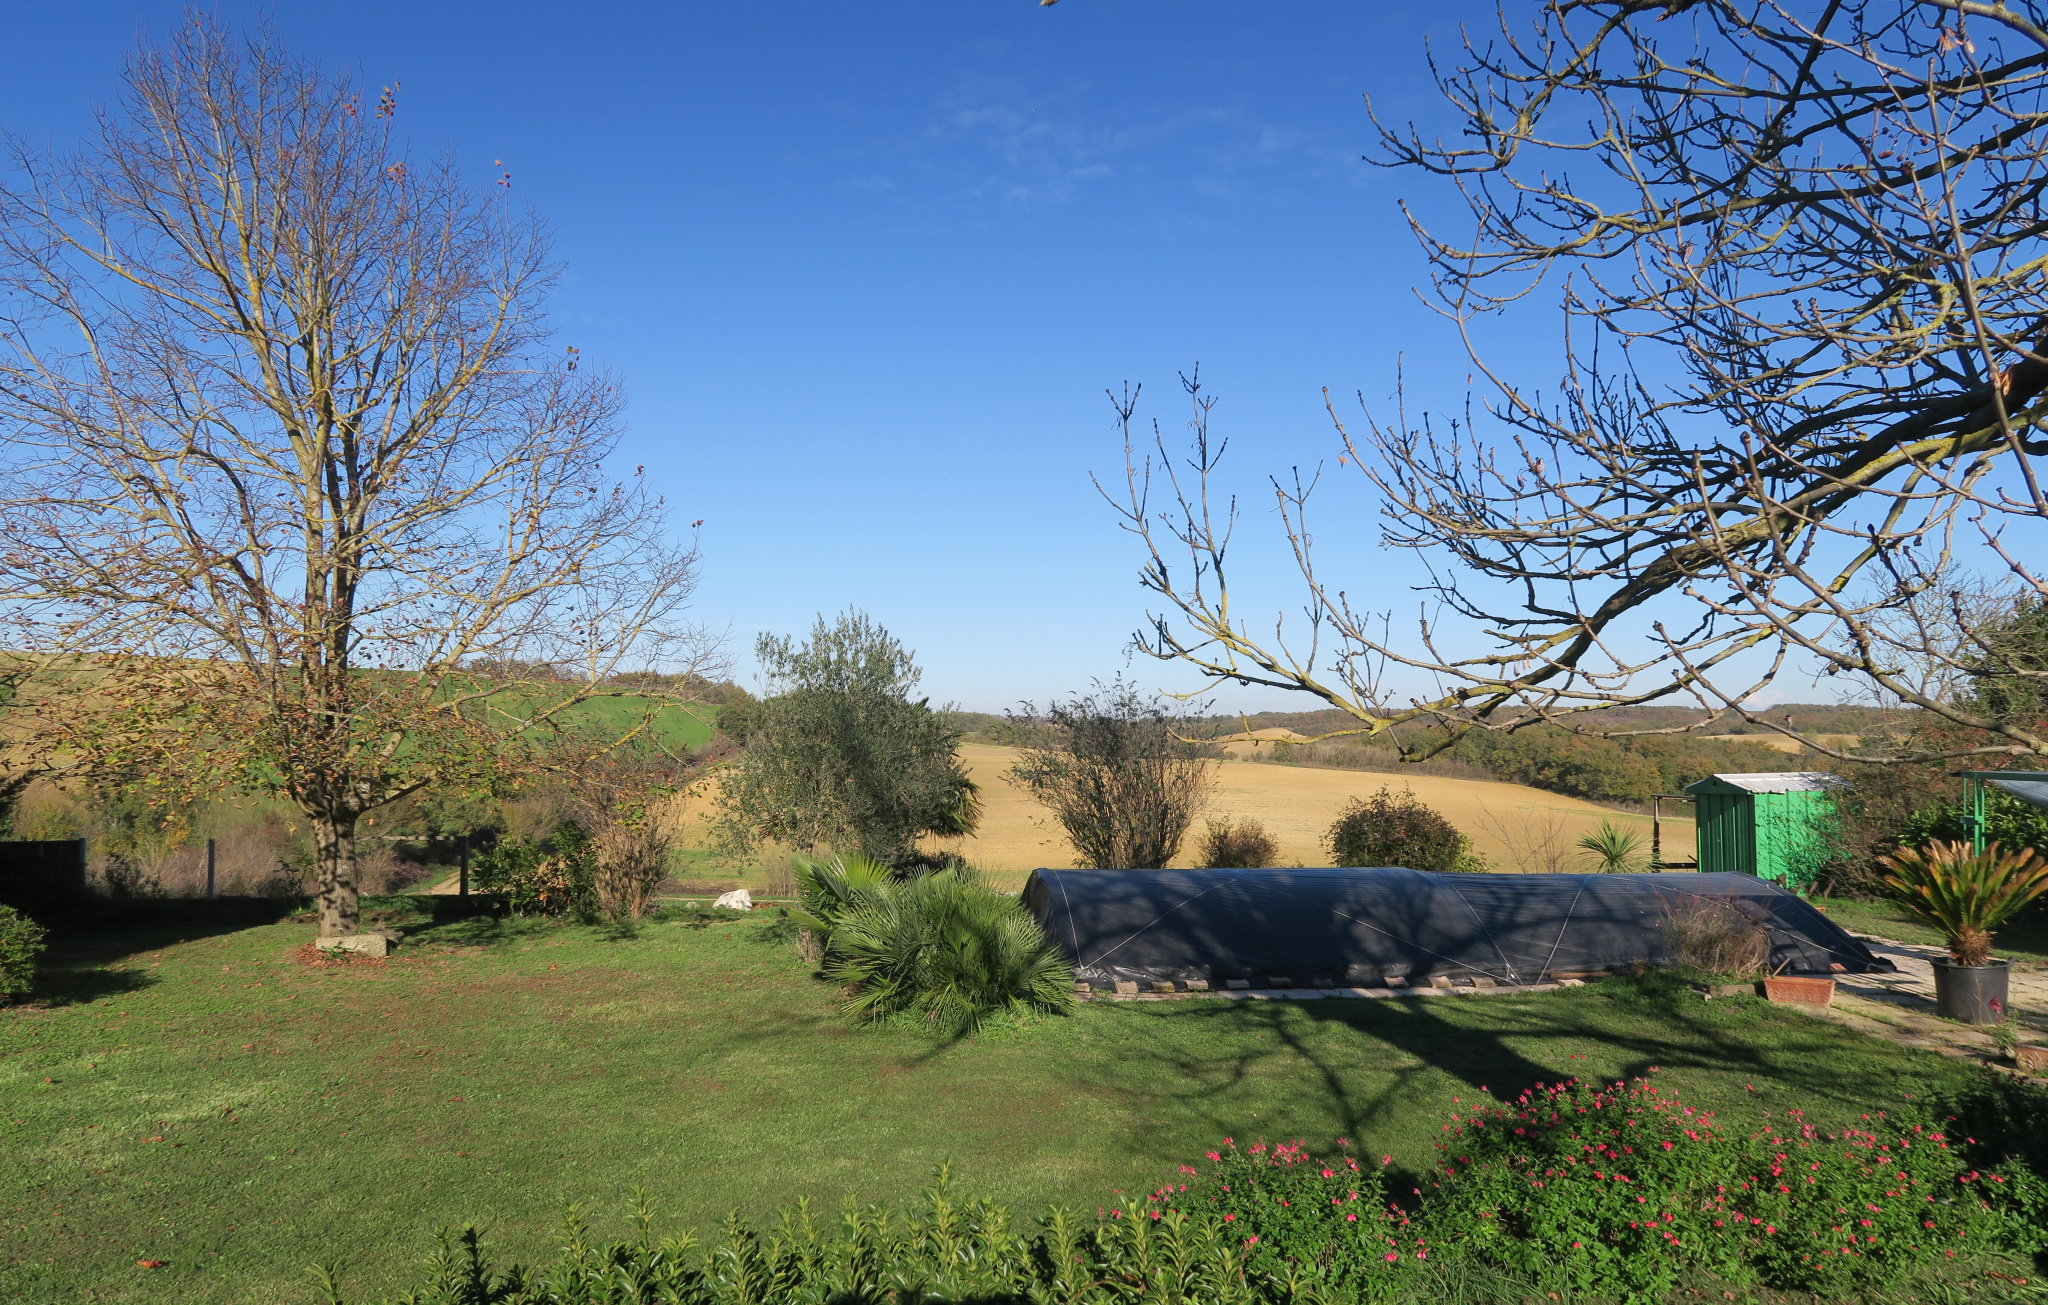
xmin=1762 ymin=975 xmax=1835 ymax=1006
xmin=1930 ymin=958 xmax=2010 ymax=1025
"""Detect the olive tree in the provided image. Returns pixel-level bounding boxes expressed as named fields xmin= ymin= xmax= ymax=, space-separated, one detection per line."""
xmin=1111 ymin=1 xmax=2048 ymax=764
xmin=0 ymin=19 xmax=714 ymax=937
xmin=714 ymin=610 xmax=979 ymax=868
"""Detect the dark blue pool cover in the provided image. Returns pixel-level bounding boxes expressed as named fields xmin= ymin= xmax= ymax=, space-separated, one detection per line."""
xmin=1021 ymin=868 xmax=1892 ymax=985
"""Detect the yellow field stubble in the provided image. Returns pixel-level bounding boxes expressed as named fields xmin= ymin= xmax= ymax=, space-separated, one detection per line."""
xmin=930 ymin=745 xmax=1695 ymax=889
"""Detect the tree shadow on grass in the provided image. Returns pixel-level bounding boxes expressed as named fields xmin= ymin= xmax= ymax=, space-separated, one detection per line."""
xmin=31 ymin=897 xmax=298 ymax=971
xmin=1069 ymin=975 xmax=1967 ymax=1157
xmin=23 ymin=963 xmax=160 ymax=1009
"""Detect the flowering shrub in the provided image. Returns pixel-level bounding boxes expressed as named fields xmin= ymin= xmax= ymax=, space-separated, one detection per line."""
xmin=1138 ymin=1137 xmax=1430 ymax=1301
xmin=1162 ymin=1073 xmax=2047 ymax=1303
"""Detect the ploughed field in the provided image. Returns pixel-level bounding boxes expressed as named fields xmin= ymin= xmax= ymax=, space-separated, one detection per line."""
xmin=0 ymin=897 xmax=1994 ymax=1304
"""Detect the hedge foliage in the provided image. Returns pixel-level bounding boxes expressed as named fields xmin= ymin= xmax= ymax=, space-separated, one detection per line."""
xmin=0 ymin=902 xmax=45 ymax=999
xmin=471 ymin=823 xmax=596 ymax=917
xmin=1327 ymin=788 xmax=1473 ymax=875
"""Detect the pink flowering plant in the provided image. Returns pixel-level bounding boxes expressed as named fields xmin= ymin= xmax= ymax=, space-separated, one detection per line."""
xmin=1133 ymin=1137 xmax=1436 ymax=1300
xmin=1421 ymin=1071 xmax=2043 ymax=1297
xmin=1174 ymin=1072 xmax=2044 ymax=1303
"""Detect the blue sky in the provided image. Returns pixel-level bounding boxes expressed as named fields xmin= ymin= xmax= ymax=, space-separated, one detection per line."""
xmin=2 ymin=2 xmax=1587 ymax=713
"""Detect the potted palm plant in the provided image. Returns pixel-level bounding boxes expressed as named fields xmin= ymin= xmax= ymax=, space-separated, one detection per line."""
xmin=1877 ymin=840 xmax=2048 ymax=1024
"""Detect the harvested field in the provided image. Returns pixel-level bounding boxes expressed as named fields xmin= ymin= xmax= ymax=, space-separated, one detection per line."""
xmin=1731 ymin=732 xmax=1857 ymax=754
xmin=931 ymin=744 xmax=1694 ymax=885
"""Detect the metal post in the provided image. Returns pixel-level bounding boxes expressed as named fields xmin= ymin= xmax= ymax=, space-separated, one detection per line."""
xmin=1651 ymin=797 xmax=1662 ymax=870
xmin=206 ymin=837 xmax=216 ymax=899
xmin=459 ymin=834 xmax=469 ymax=901
xmin=1972 ymin=777 xmax=1988 ymax=855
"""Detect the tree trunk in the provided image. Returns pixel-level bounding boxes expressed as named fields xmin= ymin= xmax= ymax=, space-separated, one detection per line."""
xmin=313 ymin=811 xmax=360 ymax=938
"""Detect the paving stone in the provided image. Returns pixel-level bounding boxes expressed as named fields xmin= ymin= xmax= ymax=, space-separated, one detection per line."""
xmin=314 ymin=933 xmax=391 ymax=957
xmin=1150 ymin=981 xmax=1176 ymax=994
xmin=1429 ymin=975 xmax=1456 ymax=990
xmin=1224 ymin=979 xmax=1250 ymax=990
xmin=1184 ymin=979 xmax=1211 ymax=992
xmin=1114 ymin=980 xmax=1139 ymax=996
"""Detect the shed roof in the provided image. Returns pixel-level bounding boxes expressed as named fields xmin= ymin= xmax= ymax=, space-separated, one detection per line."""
xmin=1684 ymin=771 xmax=1846 ymax=796
xmin=1953 ymin=772 xmax=2048 ymax=814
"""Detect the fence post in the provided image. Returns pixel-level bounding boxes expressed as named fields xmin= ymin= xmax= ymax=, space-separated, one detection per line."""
xmin=206 ymin=837 xmax=216 ymax=899
xmin=459 ymin=834 xmax=469 ymax=902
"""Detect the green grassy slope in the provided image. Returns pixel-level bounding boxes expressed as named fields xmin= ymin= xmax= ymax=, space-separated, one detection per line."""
xmin=0 ymin=902 xmax=2016 ymax=1304
xmin=550 ymin=694 xmax=718 ymax=752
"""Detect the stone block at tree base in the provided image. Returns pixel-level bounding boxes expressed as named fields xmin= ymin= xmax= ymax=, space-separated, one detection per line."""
xmin=315 ymin=933 xmax=393 ymax=957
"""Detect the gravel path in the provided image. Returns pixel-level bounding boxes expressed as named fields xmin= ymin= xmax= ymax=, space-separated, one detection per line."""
xmin=1800 ymin=932 xmax=2048 ymax=1072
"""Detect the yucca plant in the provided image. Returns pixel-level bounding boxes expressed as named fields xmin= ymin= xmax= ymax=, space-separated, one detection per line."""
xmin=807 ymin=863 xmax=1076 ymax=1035
xmin=1576 ymin=820 xmax=1645 ymax=873
xmin=1877 ymin=840 xmax=2048 ymax=966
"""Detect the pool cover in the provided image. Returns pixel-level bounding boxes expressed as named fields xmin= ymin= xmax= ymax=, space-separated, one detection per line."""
xmin=1022 ymin=868 xmax=1893 ymax=986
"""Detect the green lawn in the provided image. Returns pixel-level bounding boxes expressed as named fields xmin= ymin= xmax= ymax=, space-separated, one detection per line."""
xmin=0 ymin=899 xmax=2026 ymax=1304
xmin=1813 ymin=896 xmax=2048 ymax=967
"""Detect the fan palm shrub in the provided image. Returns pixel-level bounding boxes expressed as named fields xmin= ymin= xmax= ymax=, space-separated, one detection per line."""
xmin=791 ymin=855 xmax=1074 ymax=1034
xmin=1877 ymin=840 xmax=2048 ymax=966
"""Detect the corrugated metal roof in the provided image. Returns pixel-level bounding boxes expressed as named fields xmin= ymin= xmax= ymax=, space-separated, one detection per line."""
xmin=1688 ymin=771 xmax=1846 ymax=795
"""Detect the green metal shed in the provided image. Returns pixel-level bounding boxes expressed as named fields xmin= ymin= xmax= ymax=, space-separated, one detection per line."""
xmin=1682 ymin=772 xmax=1844 ymax=883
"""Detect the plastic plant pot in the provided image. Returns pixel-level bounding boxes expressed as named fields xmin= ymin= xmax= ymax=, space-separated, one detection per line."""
xmin=1930 ymin=957 xmax=2011 ymax=1025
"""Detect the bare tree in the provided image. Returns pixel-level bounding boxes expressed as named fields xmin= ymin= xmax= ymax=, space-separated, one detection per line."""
xmin=0 ymin=20 xmax=716 ymax=938
xmin=1006 ymin=681 xmax=1214 ymax=869
xmin=1110 ymin=1 xmax=2048 ymax=765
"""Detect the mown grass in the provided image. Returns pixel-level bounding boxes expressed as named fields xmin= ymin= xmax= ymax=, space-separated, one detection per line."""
xmin=0 ymin=897 xmax=2031 ymax=1304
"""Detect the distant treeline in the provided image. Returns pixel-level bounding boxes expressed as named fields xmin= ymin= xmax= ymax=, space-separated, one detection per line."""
xmin=1214 ymin=702 xmax=1912 ymax=741
xmin=943 ymin=703 xmax=1828 ymax=805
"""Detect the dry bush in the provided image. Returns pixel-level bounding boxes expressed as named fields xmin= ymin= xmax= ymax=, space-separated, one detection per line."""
xmin=1006 ymin=681 xmax=1214 ymax=870
xmin=1199 ymin=817 xmax=1277 ymax=869
xmin=592 ymin=816 xmax=674 ymax=921
xmin=1659 ymin=898 xmax=1769 ymax=977
xmin=762 ymin=861 xmax=797 ymax=899
xmin=1475 ymin=808 xmax=1575 ymax=874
